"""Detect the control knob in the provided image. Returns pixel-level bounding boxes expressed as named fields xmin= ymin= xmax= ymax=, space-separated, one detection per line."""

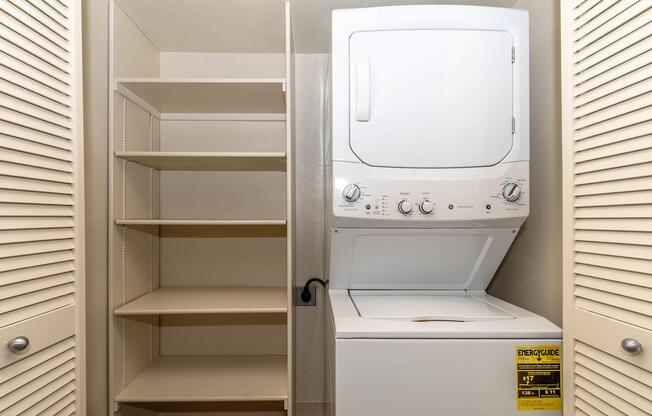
xmin=398 ymin=200 xmax=413 ymax=214
xmin=419 ymin=200 xmax=434 ymax=214
xmin=502 ymin=182 xmax=522 ymax=202
xmin=342 ymin=184 xmax=361 ymax=202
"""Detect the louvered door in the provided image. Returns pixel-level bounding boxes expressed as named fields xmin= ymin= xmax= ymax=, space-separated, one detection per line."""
xmin=0 ymin=0 xmax=85 ymax=414
xmin=562 ymin=1 xmax=652 ymax=415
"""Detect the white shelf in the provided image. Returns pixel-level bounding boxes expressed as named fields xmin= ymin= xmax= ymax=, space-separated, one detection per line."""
xmin=115 ymin=219 xmax=286 ymax=226
xmin=115 ymin=78 xmax=286 ymax=114
xmin=114 ymin=287 xmax=287 ymax=315
xmin=116 ymin=355 xmax=287 ymax=403
xmin=115 ymin=151 xmax=286 ymax=171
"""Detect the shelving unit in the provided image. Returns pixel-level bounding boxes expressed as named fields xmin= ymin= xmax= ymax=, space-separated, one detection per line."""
xmin=108 ymin=1 xmax=293 ymax=415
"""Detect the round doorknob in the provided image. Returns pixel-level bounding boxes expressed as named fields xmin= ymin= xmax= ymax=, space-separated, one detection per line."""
xmin=621 ymin=338 xmax=642 ymax=356
xmin=7 ymin=336 xmax=29 ymax=354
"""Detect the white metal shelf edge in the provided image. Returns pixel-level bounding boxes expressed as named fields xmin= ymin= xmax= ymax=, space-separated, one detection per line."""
xmin=115 ymin=77 xmax=287 ymax=84
xmin=113 ymin=78 xmax=287 ymax=114
xmin=115 ymin=355 xmax=288 ymax=403
xmin=116 ymin=151 xmax=286 ymax=157
xmin=159 ymin=113 xmax=287 ymax=121
xmin=113 ymin=287 xmax=288 ymax=315
xmin=114 ymin=151 xmax=287 ymax=171
xmin=114 ymin=219 xmax=287 ymax=226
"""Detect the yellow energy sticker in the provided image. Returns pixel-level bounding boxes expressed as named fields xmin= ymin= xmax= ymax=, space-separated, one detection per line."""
xmin=516 ymin=345 xmax=561 ymax=411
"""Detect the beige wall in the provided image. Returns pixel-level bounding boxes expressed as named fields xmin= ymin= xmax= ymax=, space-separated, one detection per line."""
xmin=294 ymin=54 xmax=329 ymax=411
xmin=82 ymin=0 xmax=109 ymax=414
xmin=488 ymin=0 xmax=562 ymax=326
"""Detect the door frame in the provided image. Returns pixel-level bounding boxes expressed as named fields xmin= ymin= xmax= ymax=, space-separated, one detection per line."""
xmin=71 ymin=0 xmax=87 ymax=411
xmin=560 ymin=1 xmax=575 ymax=414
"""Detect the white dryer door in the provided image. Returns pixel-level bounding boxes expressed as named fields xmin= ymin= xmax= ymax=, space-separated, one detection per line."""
xmin=349 ymin=29 xmax=514 ymax=168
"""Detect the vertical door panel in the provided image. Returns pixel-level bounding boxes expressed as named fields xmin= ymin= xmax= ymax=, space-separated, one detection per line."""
xmin=562 ymin=1 xmax=652 ymax=415
xmin=0 ymin=0 xmax=85 ymax=413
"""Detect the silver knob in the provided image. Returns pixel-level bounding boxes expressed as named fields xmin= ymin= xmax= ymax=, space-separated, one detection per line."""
xmin=342 ymin=184 xmax=361 ymax=202
xmin=621 ymin=338 xmax=643 ymax=356
xmin=398 ymin=200 xmax=413 ymax=214
xmin=7 ymin=336 xmax=29 ymax=354
xmin=419 ymin=200 xmax=434 ymax=214
xmin=502 ymin=182 xmax=522 ymax=202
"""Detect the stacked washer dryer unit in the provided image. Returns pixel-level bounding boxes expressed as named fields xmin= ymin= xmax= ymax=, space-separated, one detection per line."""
xmin=325 ymin=5 xmax=562 ymax=416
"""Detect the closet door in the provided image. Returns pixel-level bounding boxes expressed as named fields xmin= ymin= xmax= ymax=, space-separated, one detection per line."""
xmin=0 ymin=0 xmax=85 ymax=414
xmin=562 ymin=1 xmax=652 ymax=415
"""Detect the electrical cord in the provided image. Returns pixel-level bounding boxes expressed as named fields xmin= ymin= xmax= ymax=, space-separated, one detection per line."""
xmin=301 ymin=277 xmax=329 ymax=303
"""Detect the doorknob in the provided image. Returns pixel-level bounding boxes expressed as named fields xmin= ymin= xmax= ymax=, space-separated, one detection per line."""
xmin=621 ymin=338 xmax=643 ymax=356
xmin=7 ymin=336 xmax=30 ymax=354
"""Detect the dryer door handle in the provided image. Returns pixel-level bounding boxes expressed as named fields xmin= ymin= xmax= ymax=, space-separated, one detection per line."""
xmin=355 ymin=55 xmax=371 ymax=122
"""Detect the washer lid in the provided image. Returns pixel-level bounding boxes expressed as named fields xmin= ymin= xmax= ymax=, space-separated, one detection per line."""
xmin=350 ymin=291 xmax=514 ymax=322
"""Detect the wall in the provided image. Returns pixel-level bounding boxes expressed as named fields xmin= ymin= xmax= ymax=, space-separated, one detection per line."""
xmin=294 ymin=54 xmax=329 ymax=414
xmin=488 ymin=0 xmax=562 ymax=326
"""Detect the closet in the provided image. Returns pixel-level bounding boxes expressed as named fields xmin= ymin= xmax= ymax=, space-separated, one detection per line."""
xmin=107 ymin=1 xmax=294 ymax=415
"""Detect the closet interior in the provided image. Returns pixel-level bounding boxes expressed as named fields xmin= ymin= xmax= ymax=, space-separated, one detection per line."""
xmin=108 ymin=1 xmax=294 ymax=414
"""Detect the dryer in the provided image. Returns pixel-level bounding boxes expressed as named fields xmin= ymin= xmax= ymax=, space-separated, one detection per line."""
xmin=325 ymin=5 xmax=562 ymax=416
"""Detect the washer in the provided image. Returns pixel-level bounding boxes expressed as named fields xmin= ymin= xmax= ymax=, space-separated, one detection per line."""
xmin=325 ymin=5 xmax=562 ymax=416
xmin=328 ymin=290 xmax=561 ymax=416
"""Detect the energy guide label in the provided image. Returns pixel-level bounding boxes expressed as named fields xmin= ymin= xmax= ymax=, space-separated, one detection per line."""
xmin=515 ymin=345 xmax=561 ymax=411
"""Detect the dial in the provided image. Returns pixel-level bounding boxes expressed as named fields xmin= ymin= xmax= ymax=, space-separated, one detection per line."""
xmin=342 ymin=184 xmax=361 ymax=202
xmin=502 ymin=182 xmax=522 ymax=202
xmin=419 ymin=200 xmax=434 ymax=214
xmin=398 ymin=199 xmax=413 ymax=214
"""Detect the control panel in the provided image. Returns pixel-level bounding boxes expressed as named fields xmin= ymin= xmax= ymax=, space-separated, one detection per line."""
xmin=332 ymin=161 xmax=529 ymax=222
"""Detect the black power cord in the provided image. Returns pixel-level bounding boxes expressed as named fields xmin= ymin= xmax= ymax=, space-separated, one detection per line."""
xmin=300 ymin=277 xmax=329 ymax=303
